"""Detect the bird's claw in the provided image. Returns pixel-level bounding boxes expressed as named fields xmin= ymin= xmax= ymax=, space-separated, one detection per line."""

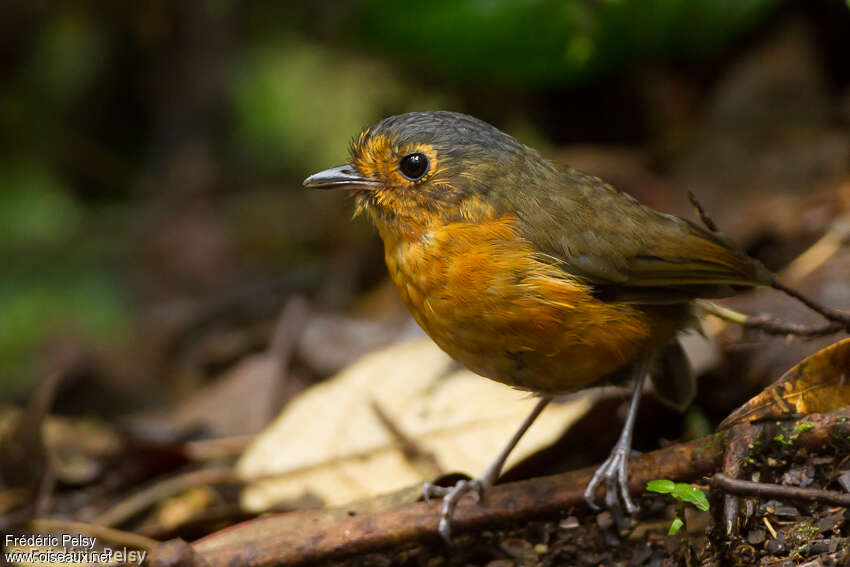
xmin=422 ymin=481 xmax=447 ymax=502
xmin=584 ymin=444 xmax=639 ymax=517
xmin=422 ymin=478 xmax=485 ymax=542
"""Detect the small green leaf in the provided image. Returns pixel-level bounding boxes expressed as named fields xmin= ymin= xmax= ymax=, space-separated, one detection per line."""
xmin=646 ymin=479 xmax=676 ymax=494
xmin=668 ymin=516 xmax=684 ymax=535
xmin=673 ymin=484 xmax=710 ymax=511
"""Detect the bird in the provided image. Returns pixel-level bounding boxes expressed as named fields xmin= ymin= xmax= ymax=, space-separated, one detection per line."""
xmin=303 ymin=110 xmax=775 ymax=541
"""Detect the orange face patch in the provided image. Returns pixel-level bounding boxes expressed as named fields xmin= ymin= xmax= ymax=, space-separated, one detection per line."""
xmin=349 ymin=128 xmax=499 ymax=239
xmin=349 ymin=132 xmax=441 ymax=189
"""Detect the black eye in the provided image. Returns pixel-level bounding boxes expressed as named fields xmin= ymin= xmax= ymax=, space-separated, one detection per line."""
xmin=399 ymin=153 xmax=429 ymax=180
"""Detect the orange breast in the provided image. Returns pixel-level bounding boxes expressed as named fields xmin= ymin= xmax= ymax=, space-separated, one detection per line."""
xmin=378 ymin=215 xmax=680 ymax=394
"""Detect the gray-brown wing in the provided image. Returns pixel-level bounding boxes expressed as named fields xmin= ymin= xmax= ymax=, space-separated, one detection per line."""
xmin=511 ymin=167 xmax=773 ymax=303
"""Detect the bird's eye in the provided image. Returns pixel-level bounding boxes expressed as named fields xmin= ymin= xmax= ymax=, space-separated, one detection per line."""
xmin=399 ymin=153 xmax=429 ymax=181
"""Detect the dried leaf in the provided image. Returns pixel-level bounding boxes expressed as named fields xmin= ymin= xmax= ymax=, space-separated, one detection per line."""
xmin=719 ymin=337 xmax=850 ymax=429
xmin=150 ymin=486 xmax=220 ymax=533
xmin=169 ymin=354 xmax=284 ymax=437
xmin=0 ymin=373 xmax=62 ymax=502
xmin=236 ymin=338 xmax=596 ymax=512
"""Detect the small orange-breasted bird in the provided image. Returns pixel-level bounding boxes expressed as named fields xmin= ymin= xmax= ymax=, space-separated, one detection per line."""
xmin=304 ymin=111 xmax=775 ymax=540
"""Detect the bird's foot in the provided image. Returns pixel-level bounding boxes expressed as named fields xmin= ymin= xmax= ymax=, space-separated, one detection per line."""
xmin=584 ymin=443 xmax=638 ymax=517
xmin=423 ymin=478 xmax=486 ymax=543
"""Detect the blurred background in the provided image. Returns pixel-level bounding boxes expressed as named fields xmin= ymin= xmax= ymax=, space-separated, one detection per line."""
xmin=2 ymin=0 xmax=850 ymax=543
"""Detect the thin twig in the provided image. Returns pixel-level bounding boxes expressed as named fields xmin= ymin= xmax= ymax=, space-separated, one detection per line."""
xmin=677 ymin=500 xmax=694 ymax=567
xmin=698 ymin=301 xmax=844 ymax=338
xmin=762 ymin=516 xmax=778 ymax=539
xmin=771 ymin=280 xmax=850 ymax=330
xmin=688 ymin=191 xmax=849 ymax=334
xmin=687 ymin=191 xmax=719 ymax=232
xmin=31 ymin=518 xmax=160 ymax=551
xmin=741 ymin=313 xmax=844 ymax=337
xmin=184 ymin=435 xmax=255 ymax=461
xmin=712 ymin=472 xmax=850 ymax=507
xmin=92 ymin=466 xmax=237 ymax=528
xmin=370 ymin=400 xmax=443 ymax=479
xmin=782 ymin=224 xmax=847 ymax=285
xmin=684 ymin=192 xmax=848 ymax=337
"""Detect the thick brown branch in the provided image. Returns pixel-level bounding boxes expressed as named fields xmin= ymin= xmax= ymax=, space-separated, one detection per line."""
xmin=144 ymin=408 xmax=850 ymax=567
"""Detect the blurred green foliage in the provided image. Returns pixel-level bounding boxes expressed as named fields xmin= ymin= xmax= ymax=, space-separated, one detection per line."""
xmin=0 ymin=163 xmax=82 ymax=248
xmin=0 ymin=163 xmax=128 ymax=392
xmin=231 ymin=41 xmax=451 ymax=173
xmin=233 ymin=40 xmax=430 ymax=171
xmin=0 ymin=0 xmax=784 ymax=394
xmin=353 ymin=0 xmax=778 ymax=84
xmin=231 ymin=0 xmax=779 ymax=174
xmin=24 ymin=13 xmax=105 ymax=105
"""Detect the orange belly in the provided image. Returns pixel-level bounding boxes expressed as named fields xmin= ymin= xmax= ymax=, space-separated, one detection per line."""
xmin=380 ymin=216 xmax=682 ymax=394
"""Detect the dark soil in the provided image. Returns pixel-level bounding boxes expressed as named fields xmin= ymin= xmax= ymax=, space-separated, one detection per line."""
xmin=328 ymin=445 xmax=850 ymax=567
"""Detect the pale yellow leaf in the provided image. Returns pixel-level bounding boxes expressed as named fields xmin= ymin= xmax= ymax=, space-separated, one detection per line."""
xmin=237 ymin=338 xmax=595 ymax=511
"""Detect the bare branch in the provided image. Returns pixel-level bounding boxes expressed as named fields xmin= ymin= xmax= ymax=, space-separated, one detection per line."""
xmin=143 ymin=408 xmax=850 ymax=567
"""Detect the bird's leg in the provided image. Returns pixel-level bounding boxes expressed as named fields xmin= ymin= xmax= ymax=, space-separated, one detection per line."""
xmin=584 ymin=357 xmax=651 ymax=516
xmin=423 ymin=396 xmax=552 ymax=542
